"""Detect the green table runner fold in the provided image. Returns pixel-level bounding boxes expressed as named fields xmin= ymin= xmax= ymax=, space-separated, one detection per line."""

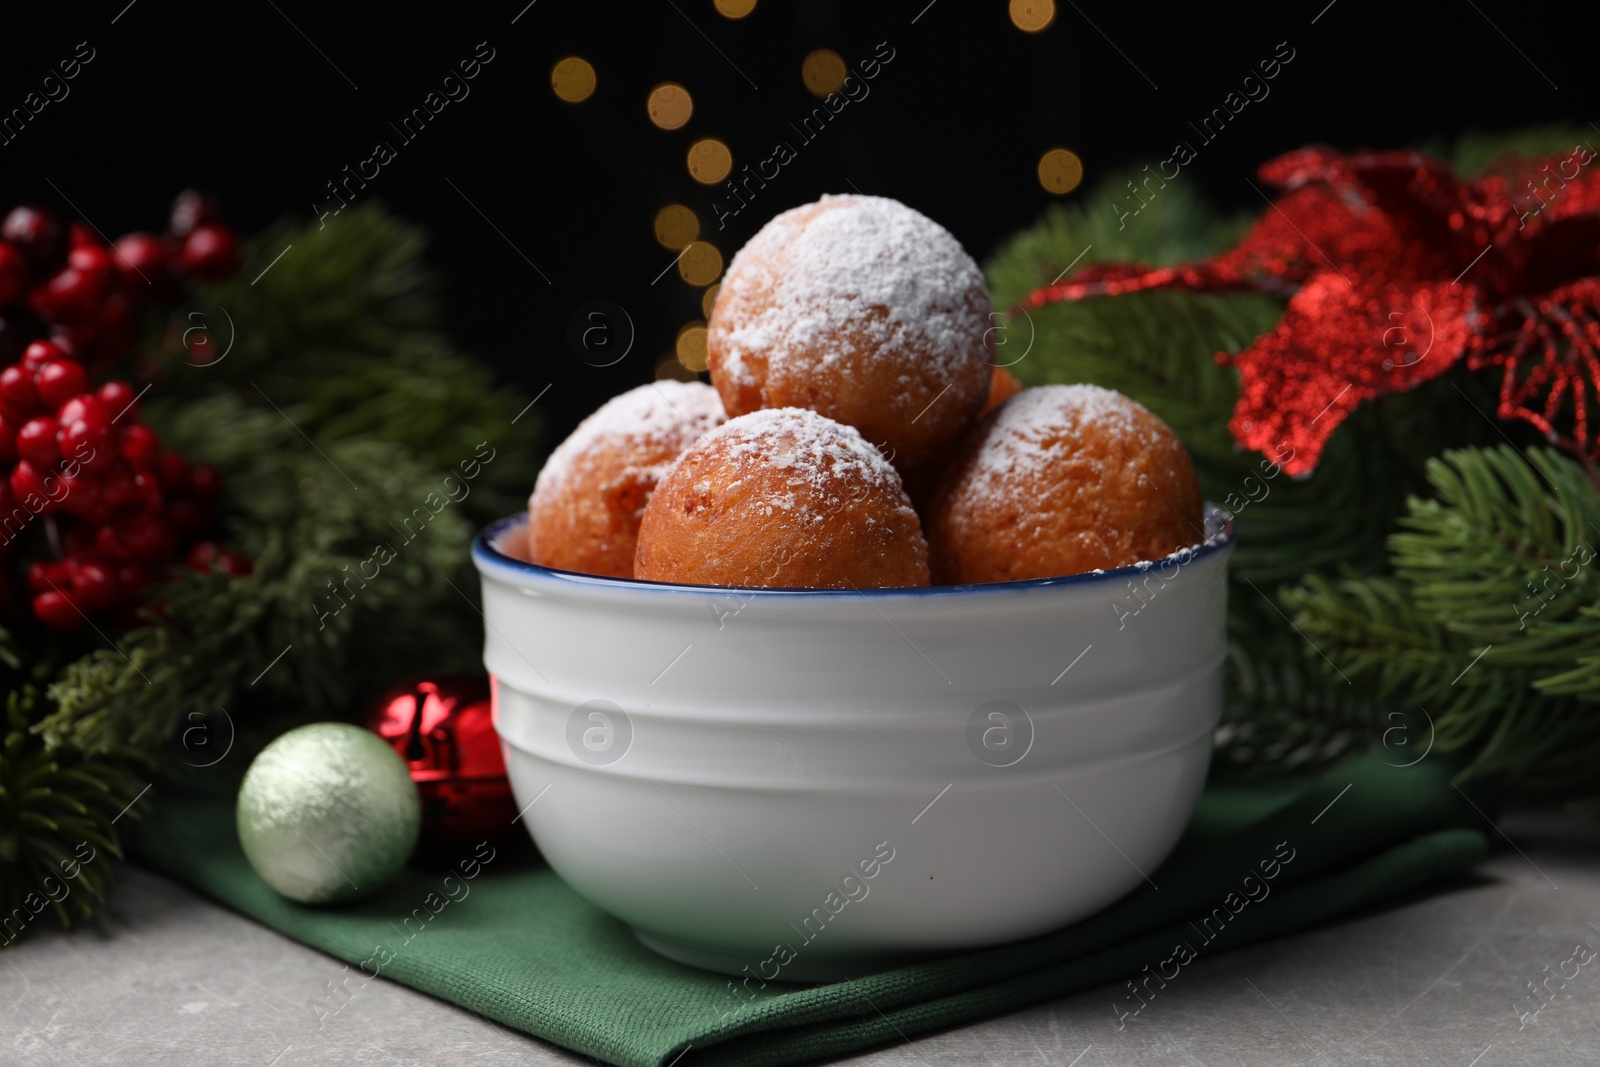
xmin=130 ymin=752 xmax=1488 ymax=1067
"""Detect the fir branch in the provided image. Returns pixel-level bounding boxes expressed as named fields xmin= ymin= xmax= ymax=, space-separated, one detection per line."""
xmin=1284 ymin=445 xmax=1600 ymax=789
xmin=149 ymin=201 xmax=543 ymax=527
xmin=1 ymin=687 xmax=144 ymax=946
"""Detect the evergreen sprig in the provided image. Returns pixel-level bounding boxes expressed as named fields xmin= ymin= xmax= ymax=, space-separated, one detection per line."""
xmin=0 ymin=687 xmax=143 ymax=945
xmin=1284 ymin=446 xmax=1600 ymax=789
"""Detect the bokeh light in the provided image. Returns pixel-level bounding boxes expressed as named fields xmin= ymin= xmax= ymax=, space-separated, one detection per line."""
xmin=801 ymin=50 xmax=848 ymax=97
xmin=715 ymin=0 xmax=757 ymax=17
xmin=1037 ymin=148 xmax=1084 ymax=195
xmin=678 ymin=241 xmax=723 ymax=286
xmin=676 ymin=323 xmax=711 ymax=372
xmin=551 ymin=57 xmax=596 ymax=103
xmin=654 ymin=205 xmax=700 ymax=250
xmin=656 ymin=353 xmax=699 ymax=381
xmin=647 ymin=83 xmax=693 ymax=130
xmin=1009 ymin=0 xmax=1056 ymax=32
xmin=701 ymin=283 xmax=721 ymax=319
xmin=687 ymin=138 xmax=733 ymax=184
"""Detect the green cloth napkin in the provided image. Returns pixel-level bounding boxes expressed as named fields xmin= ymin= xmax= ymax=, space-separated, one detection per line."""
xmin=130 ymin=752 xmax=1488 ymax=1067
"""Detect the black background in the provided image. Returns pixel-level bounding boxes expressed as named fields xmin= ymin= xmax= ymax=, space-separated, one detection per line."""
xmin=2 ymin=0 xmax=1586 ymax=446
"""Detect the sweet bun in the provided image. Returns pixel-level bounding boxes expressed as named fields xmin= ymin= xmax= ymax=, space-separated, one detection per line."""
xmin=707 ymin=194 xmax=992 ymax=469
xmin=635 ymin=407 xmax=930 ymax=589
xmin=926 ymin=385 xmax=1203 ymax=583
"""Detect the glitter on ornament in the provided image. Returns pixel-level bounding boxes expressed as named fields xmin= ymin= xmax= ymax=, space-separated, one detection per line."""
xmin=1018 ymin=145 xmax=1600 ymax=474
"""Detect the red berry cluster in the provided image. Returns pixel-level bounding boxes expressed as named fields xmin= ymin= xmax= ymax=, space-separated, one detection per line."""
xmin=0 ymin=192 xmax=239 ymax=365
xmin=0 ymin=193 xmax=244 ymax=631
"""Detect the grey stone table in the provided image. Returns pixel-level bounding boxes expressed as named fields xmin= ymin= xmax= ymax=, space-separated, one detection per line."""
xmin=5 ymin=808 xmax=1598 ymax=1067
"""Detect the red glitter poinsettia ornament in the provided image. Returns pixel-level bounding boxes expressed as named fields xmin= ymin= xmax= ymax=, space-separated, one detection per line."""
xmin=1019 ymin=144 xmax=1600 ymax=475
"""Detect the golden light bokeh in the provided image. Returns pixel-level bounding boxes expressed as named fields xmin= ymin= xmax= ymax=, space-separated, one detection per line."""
xmin=676 ymin=323 xmax=711 ymax=372
xmin=656 ymin=353 xmax=699 ymax=381
xmin=701 ymin=283 xmax=721 ymax=319
xmin=686 ymin=138 xmax=733 ymax=184
xmin=1037 ymin=148 xmax=1084 ymax=195
xmin=801 ymin=49 xmax=848 ymax=97
xmin=678 ymin=241 xmax=723 ymax=286
xmin=647 ymin=83 xmax=693 ymax=130
xmin=654 ymin=204 xmax=700 ymax=250
xmin=714 ymin=0 xmax=757 ymax=17
xmin=1009 ymin=0 xmax=1056 ymax=32
xmin=551 ymin=57 xmax=596 ymax=103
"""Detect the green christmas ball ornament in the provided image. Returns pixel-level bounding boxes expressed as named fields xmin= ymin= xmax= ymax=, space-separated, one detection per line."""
xmin=237 ymin=723 xmax=421 ymax=904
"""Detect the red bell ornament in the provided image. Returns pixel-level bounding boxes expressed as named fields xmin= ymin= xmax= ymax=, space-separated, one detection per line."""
xmin=365 ymin=673 xmax=519 ymax=864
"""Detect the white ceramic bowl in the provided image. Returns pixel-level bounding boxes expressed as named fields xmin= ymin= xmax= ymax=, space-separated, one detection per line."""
xmin=474 ymin=506 xmax=1233 ymax=981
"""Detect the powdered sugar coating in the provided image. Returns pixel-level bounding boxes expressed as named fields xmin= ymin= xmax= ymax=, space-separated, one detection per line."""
xmin=532 ymin=380 xmax=725 ymax=500
xmin=926 ymin=385 xmax=1204 ymax=583
xmin=526 ymin=381 xmax=726 ymax=578
xmin=635 ymin=407 xmax=930 ymax=588
xmin=962 ymin=385 xmax=1169 ymax=488
xmin=708 ymin=195 xmax=993 ymax=468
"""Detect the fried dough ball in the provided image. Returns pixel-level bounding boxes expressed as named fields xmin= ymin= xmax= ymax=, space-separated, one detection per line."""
xmin=634 ymin=408 xmax=930 ymax=589
xmin=707 ymin=194 xmax=992 ymax=469
xmin=926 ymin=385 xmax=1203 ymax=583
xmin=526 ymin=381 xmax=725 ymax=578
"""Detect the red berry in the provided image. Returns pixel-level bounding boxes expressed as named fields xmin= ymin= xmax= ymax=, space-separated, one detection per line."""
xmin=67 ymin=222 xmax=101 ymax=250
xmin=29 ymin=261 xmax=109 ymax=324
xmin=32 ymin=589 xmax=82 ymax=631
xmin=110 ymin=233 xmax=169 ymax=294
xmin=188 ymin=463 xmax=221 ymax=500
xmin=67 ymin=244 xmax=111 ymax=276
xmin=27 ymin=559 xmax=72 ymax=593
xmin=71 ymin=562 xmax=117 ymax=612
xmin=59 ymin=471 xmax=107 ymax=523
xmin=57 ymin=393 xmax=108 ymax=430
xmin=2 ymin=206 xmax=65 ymax=272
xmin=95 ymin=522 xmax=126 ymax=561
xmin=0 ymin=365 xmax=40 ymax=414
xmin=169 ymin=190 xmax=219 ymax=238
xmin=98 ymin=380 xmax=138 ymax=417
xmin=23 ymin=340 xmax=68 ymax=368
xmin=118 ymin=424 xmax=160 ymax=468
xmin=187 ymin=542 xmax=250 ymax=576
xmin=132 ymin=468 xmax=163 ymax=509
xmin=185 ymin=541 xmax=220 ymax=571
xmin=100 ymin=464 xmax=137 ymax=511
xmin=9 ymin=459 xmax=54 ymax=507
xmin=158 ymin=452 xmax=189 ymax=491
xmin=35 ymin=360 xmax=87 ymax=408
xmin=17 ymin=417 xmax=60 ymax=467
xmin=178 ymin=224 xmax=239 ymax=280
xmin=113 ymin=509 xmax=174 ymax=564
xmin=0 ymin=242 xmax=27 ymax=305
xmin=0 ymin=414 xmax=19 ymax=462
xmin=60 ymin=421 xmax=113 ymax=473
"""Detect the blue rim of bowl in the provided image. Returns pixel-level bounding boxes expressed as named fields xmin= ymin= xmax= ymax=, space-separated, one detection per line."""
xmin=472 ymin=503 xmax=1235 ymax=599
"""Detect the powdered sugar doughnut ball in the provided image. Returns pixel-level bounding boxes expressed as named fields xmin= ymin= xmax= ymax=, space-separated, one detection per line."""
xmin=635 ymin=408 xmax=930 ymax=589
xmin=707 ymin=195 xmax=992 ymax=469
xmin=927 ymin=385 xmax=1203 ymax=583
xmin=527 ymin=381 xmax=725 ymax=578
